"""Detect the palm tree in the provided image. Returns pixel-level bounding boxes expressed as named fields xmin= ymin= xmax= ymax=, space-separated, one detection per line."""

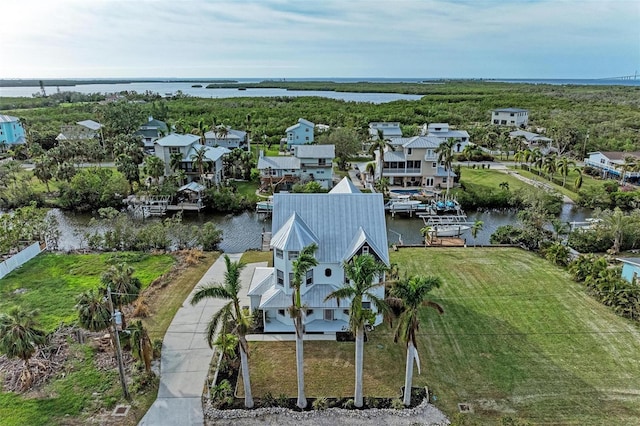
xmin=325 ymin=254 xmax=388 ymax=408
xmin=190 ymin=145 xmax=209 ymax=181
xmin=33 ymin=155 xmax=54 ymax=193
xmin=368 ymin=129 xmax=394 ymax=182
xmin=462 ymin=144 xmax=475 ymax=167
xmin=597 ymin=208 xmax=640 ymax=254
xmin=190 ymin=255 xmax=254 ymax=408
xmin=574 ymin=167 xmax=584 ymax=190
xmin=556 ymin=156 xmax=575 ymax=186
xmin=289 ymin=243 xmax=319 ymax=409
xmin=471 ymin=220 xmax=484 ymax=247
xmin=436 ymin=138 xmax=456 ymax=194
xmin=420 ymin=225 xmax=434 ymax=246
xmin=143 ymin=155 xmax=165 ymax=184
xmin=128 ymin=320 xmax=153 ymax=373
xmin=619 ymin=156 xmax=638 ymax=185
xmin=543 ymin=153 xmax=558 ymax=181
xmin=0 ymin=307 xmax=47 ymax=389
xmin=75 ymin=289 xmax=112 ymax=332
xmin=387 ymin=275 xmax=443 ymax=406
xmin=101 ymin=263 xmax=142 ymax=324
xmin=170 ymin=152 xmax=183 ymax=172
xmin=192 ymin=118 xmax=209 ymax=145
xmin=530 ymin=148 xmax=544 ymax=174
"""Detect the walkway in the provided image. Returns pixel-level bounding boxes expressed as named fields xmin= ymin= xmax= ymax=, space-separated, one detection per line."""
xmin=140 ymin=254 xmax=261 ymax=426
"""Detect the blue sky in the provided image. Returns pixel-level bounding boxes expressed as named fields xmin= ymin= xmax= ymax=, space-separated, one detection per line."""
xmin=1 ymin=0 xmax=638 ymax=79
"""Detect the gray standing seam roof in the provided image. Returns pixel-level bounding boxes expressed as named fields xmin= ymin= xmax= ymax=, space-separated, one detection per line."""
xmin=257 ymin=156 xmax=301 ymax=170
xmin=295 ymin=144 xmax=335 ymax=158
xmin=272 ymin=193 xmax=389 ymax=265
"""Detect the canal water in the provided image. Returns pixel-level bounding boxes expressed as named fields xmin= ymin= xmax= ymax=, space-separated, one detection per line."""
xmin=52 ymin=203 xmax=591 ymax=253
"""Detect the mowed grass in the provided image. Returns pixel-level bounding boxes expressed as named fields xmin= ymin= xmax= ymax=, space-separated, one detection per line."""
xmin=246 ymin=248 xmax=640 ymax=424
xmin=457 ymin=167 xmax=530 ymax=193
xmin=240 ymin=250 xmax=272 ymax=266
xmin=0 ymin=252 xmax=175 ymax=331
xmin=513 ymin=166 xmax=605 ymax=201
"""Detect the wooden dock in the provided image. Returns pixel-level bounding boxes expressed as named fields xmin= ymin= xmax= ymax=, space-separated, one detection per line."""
xmin=426 ymin=237 xmax=466 ymax=247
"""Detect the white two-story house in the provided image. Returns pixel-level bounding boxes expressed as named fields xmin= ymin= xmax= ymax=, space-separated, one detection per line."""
xmin=375 ymin=136 xmax=454 ymax=188
xmin=491 ymin=108 xmax=529 ymax=127
xmin=257 ymin=145 xmax=335 ymax=191
xmin=205 ymin=126 xmax=247 ymax=150
xmin=368 ymin=122 xmax=403 ymax=140
xmin=285 ymin=118 xmax=315 ymax=147
xmin=421 ymin=123 xmax=470 ymax=153
xmin=248 ymin=191 xmax=389 ymax=333
xmin=153 ymin=133 xmax=230 ymax=185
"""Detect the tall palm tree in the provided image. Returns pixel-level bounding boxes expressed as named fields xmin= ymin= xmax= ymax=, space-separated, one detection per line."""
xmin=143 ymin=155 xmax=165 ymax=184
xmin=387 ymin=275 xmax=443 ymax=406
xmin=75 ymin=289 xmax=112 ymax=332
xmin=0 ymin=307 xmax=47 ymax=389
xmin=368 ymin=129 xmax=394 ymax=182
xmin=543 ymin=153 xmax=558 ymax=181
xmin=289 ymin=243 xmax=319 ymax=409
xmin=128 ymin=320 xmax=153 ymax=373
xmin=169 ymin=152 xmax=183 ymax=172
xmin=101 ymin=263 xmax=142 ymax=323
xmin=530 ymin=148 xmax=544 ymax=173
xmin=192 ymin=119 xmax=209 ymax=145
xmin=436 ymin=138 xmax=456 ymax=194
xmin=325 ymin=254 xmax=388 ymax=408
xmin=462 ymin=143 xmax=475 ymax=168
xmin=190 ymin=255 xmax=254 ymax=408
xmin=574 ymin=167 xmax=584 ymax=190
xmin=597 ymin=208 xmax=640 ymax=254
xmin=555 ymin=156 xmax=575 ymax=187
xmin=471 ymin=220 xmax=484 ymax=247
xmin=190 ymin=145 xmax=209 ymax=181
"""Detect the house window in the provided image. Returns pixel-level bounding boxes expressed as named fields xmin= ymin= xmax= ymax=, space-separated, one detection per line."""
xmin=443 ymin=177 xmax=447 ymax=183
xmin=289 ymin=272 xmax=294 ymax=286
xmin=277 ymin=270 xmax=284 ymax=286
xmin=288 ymin=251 xmax=299 ymax=260
xmin=407 ymin=148 xmax=412 ymax=155
xmin=510 ymin=113 xmax=515 ymax=117
xmin=318 ymin=158 xmax=327 ymax=166
xmin=432 ymin=162 xmax=437 ymax=168
xmin=343 ymin=309 xmax=349 ymax=315
xmin=362 ymin=301 xmax=371 ymax=310
xmin=600 ymin=159 xmax=605 ymax=164
xmin=324 ymin=310 xmax=334 ymax=321
xmin=305 ymin=136 xmax=309 ymax=141
xmin=362 ymin=246 xmax=369 ymax=255
xmin=306 ymin=269 xmax=313 ymax=286
xmin=325 ymin=268 xmax=332 ymax=277
xmin=306 ymin=128 xmax=309 ymax=132
xmin=307 ymin=309 xmax=314 ymax=315
xmin=278 ymin=309 xmax=285 ymax=316
xmin=276 ymin=249 xmax=283 ymax=259
xmin=493 ymin=120 xmax=498 ymax=124
xmin=169 ymin=147 xmax=180 ymax=154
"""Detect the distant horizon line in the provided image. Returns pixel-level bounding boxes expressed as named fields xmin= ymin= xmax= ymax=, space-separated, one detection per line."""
xmin=0 ymin=76 xmax=632 ymax=81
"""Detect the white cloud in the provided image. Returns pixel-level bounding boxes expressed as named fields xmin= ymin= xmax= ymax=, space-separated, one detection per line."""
xmin=1 ymin=0 xmax=638 ymax=78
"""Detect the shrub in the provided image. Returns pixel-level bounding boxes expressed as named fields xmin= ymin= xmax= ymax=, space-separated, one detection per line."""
xmin=342 ymin=398 xmax=355 ymax=409
xmin=391 ymin=398 xmax=405 ymax=410
xmin=210 ymin=379 xmax=234 ymax=408
xmin=312 ymin=397 xmax=329 ymax=410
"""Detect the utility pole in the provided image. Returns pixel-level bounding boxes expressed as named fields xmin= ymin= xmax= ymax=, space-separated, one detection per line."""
xmin=106 ymin=286 xmax=130 ymax=401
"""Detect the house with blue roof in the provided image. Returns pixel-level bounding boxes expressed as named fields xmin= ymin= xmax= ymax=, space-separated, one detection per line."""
xmin=285 ymin=118 xmax=315 ymax=147
xmin=617 ymin=258 xmax=640 ymax=284
xmin=153 ymin=133 xmax=230 ymax=185
xmin=136 ymin=116 xmax=168 ymax=151
xmin=248 ymin=192 xmax=389 ymax=333
xmin=257 ymin=145 xmax=335 ymax=191
xmin=374 ymin=135 xmax=456 ymax=188
xmin=0 ymin=115 xmax=26 ymax=150
xmin=205 ymin=126 xmax=247 ymax=150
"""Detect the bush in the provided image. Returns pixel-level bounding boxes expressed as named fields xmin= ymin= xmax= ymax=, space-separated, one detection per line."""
xmin=391 ymin=398 xmax=405 ymax=410
xmin=58 ymin=168 xmax=129 ymax=212
xmin=567 ymin=229 xmax=613 ymax=253
xmin=312 ymin=397 xmax=329 ymax=410
xmin=342 ymin=398 xmax=355 ymax=409
xmin=197 ymin=222 xmax=223 ymax=251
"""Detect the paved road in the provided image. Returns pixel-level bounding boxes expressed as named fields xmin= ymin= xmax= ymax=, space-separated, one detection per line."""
xmin=140 ymin=254 xmax=262 ymax=426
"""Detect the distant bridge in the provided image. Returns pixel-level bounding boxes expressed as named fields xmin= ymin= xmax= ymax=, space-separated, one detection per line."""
xmin=599 ymin=72 xmax=638 ymax=80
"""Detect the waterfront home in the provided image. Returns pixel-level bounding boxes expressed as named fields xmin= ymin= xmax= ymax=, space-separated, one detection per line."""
xmin=257 ymin=144 xmax=335 ymax=191
xmin=153 ymin=133 xmax=230 ymax=185
xmin=510 ymin=129 xmax=554 ymax=154
xmin=421 ymin=123 xmax=470 ymax=153
xmin=584 ymin=151 xmax=640 ymax=183
xmin=374 ymin=135 xmax=455 ymax=188
xmin=368 ymin=122 xmax=403 ymax=140
xmin=205 ymin=126 xmax=247 ymax=150
xmin=248 ymin=192 xmax=389 ymax=333
xmin=285 ymin=118 xmax=315 ymax=148
xmin=329 ymin=176 xmax=361 ymax=194
xmin=136 ymin=116 xmax=168 ymax=151
xmin=56 ymin=119 xmax=102 ymax=142
xmin=491 ymin=108 xmax=529 ymax=127
xmin=0 ymin=115 xmax=26 ymax=150
xmin=617 ymin=258 xmax=640 ymax=284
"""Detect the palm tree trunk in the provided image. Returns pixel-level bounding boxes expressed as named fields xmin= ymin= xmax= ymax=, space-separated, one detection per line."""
xmin=239 ymin=342 xmax=254 ymax=408
xmin=354 ymin=325 xmax=364 ymax=408
xmin=295 ymin=320 xmax=307 ymax=409
xmin=403 ymin=342 xmax=415 ymax=406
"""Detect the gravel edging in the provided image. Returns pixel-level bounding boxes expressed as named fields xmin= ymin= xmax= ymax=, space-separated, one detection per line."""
xmin=205 ymin=399 xmax=450 ymax=425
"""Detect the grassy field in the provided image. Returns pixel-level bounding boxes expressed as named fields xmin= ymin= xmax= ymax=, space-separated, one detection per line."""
xmin=0 ymin=252 xmax=175 ymax=331
xmin=457 ymin=167 xmax=530 ymax=193
xmin=240 ymin=250 xmax=272 ymax=266
xmin=246 ymin=248 xmax=640 ymax=424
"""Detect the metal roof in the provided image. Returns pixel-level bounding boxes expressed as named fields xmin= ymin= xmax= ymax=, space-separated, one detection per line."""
xmin=493 ymin=108 xmax=528 ymax=113
xmin=155 ymin=133 xmax=201 ymax=147
xmin=294 ymin=144 xmax=335 ymax=159
xmin=257 ymin=156 xmax=301 ymax=170
xmin=302 ymin=284 xmax=340 ymax=308
xmin=403 ymin=136 xmax=442 ymax=149
xmin=286 ymin=118 xmax=314 ymax=133
xmin=0 ymin=114 xmax=19 ymax=123
xmin=383 ymin=150 xmax=406 ymax=162
xmin=248 ymin=267 xmax=275 ymax=296
xmin=617 ymin=258 xmax=640 ymax=267
xmin=76 ymin=120 xmax=102 ymax=130
xmin=342 ymin=227 xmax=388 ymax=265
xmin=184 ymin=145 xmax=230 ymax=162
xmin=270 ymin=212 xmax=320 ymax=251
xmin=329 ymin=177 xmax=361 ymax=194
xmin=259 ymin=286 xmax=291 ymax=309
xmin=272 ymin=193 xmax=389 ymax=265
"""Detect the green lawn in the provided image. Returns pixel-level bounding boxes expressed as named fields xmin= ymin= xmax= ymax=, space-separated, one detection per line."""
xmin=511 ymin=166 xmax=604 ymax=201
xmin=457 ymin=167 xmax=530 ymax=192
xmin=233 ymin=180 xmax=260 ymax=202
xmin=0 ymin=252 xmax=175 ymax=331
xmin=247 ymin=248 xmax=640 ymax=425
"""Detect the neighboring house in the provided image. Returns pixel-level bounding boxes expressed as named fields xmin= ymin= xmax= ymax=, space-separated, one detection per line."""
xmin=315 ymin=124 xmax=330 ymax=133
xmin=510 ymin=130 xmax=554 ymax=154
xmin=421 ymin=123 xmax=470 ymax=153
xmin=584 ymin=151 xmax=640 ymax=182
xmin=153 ymin=133 xmax=230 ymax=185
xmin=368 ymin=122 xmax=403 ymax=140
xmin=136 ymin=116 xmax=168 ymax=151
xmin=248 ymin=192 xmax=389 ymax=333
xmin=205 ymin=126 xmax=248 ymax=150
xmin=56 ymin=119 xmax=102 ymax=142
xmin=375 ymin=136 xmax=455 ymax=188
xmin=285 ymin=118 xmax=315 ymax=147
xmin=257 ymin=145 xmax=335 ymax=190
xmin=491 ymin=108 xmax=529 ymax=127
xmin=329 ymin=176 xmax=361 ymax=194
xmin=0 ymin=115 xmax=26 ymax=150
xmin=617 ymin=258 xmax=640 ymax=284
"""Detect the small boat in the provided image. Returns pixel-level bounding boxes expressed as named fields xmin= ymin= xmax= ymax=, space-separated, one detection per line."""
xmin=256 ymin=197 xmax=274 ymax=213
xmin=238 ymin=87 xmax=247 ymax=91
xmin=431 ymin=224 xmax=470 ymax=237
xmin=191 ymin=84 xmax=203 ymax=88
xmin=385 ymin=195 xmax=422 ymax=211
